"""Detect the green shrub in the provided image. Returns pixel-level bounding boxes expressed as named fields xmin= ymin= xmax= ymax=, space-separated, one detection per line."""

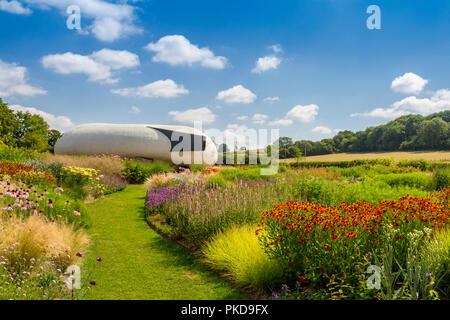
xmin=202 ymin=224 xmax=284 ymax=289
xmin=122 ymin=160 xmax=173 ymax=184
xmin=374 ymin=173 xmax=433 ymax=190
xmin=432 ymin=169 xmax=450 ymax=190
xmin=0 ymin=146 xmax=42 ymax=163
xmin=397 ymin=159 xmax=429 ymax=171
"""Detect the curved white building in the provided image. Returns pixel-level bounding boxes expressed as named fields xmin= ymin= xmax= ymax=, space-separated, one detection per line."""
xmin=54 ymin=123 xmax=218 ymax=165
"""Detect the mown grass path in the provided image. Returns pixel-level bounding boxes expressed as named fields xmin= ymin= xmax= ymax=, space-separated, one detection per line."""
xmin=83 ymin=185 xmax=243 ymax=300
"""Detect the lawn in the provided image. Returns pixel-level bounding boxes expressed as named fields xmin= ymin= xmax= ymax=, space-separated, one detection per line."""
xmin=82 ymin=184 xmax=243 ymax=300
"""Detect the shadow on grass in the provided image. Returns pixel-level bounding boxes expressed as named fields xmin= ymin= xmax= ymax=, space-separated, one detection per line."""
xmin=132 ymin=192 xmax=244 ymax=300
xmin=144 ymin=235 xmax=245 ymax=300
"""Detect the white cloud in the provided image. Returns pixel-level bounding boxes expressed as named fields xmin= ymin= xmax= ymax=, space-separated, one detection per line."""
xmin=129 ymin=106 xmax=141 ymax=114
xmin=145 ymin=35 xmax=227 ymax=69
xmin=0 ymin=0 xmax=31 ymax=14
xmin=216 ymin=85 xmax=257 ymax=104
xmin=237 ymin=115 xmax=248 ymax=121
xmin=169 ymin=107 xmax=216 ymax=125
xmin=351 ymin=89 xmax=450 ymax=120
xmin=269 ymin=44 xmax=282 ymax=53
xmin=0 ymin=59 xmax=46 ymax=97
xmin=90 ymin=49 xmax=139 ymax=70
xmin=112 ymin=79 xmax=188 ymax=98
xmin=286 ymin=104 xmax=319 ymax=123
xmin=391 ymin=72 xmax=428 ymax=94
xmin=9 ymin=105 xmax=73 ymax=130
xmin=251 ymin=113 xmax=268 ymax=125
xmin=41 ymin=49 xmax=139 ymax=84
xmin=269 ymin=119 xmax=293 ymax=127
xmin=252 ymin=56 xmax=281 ymax=74
xmin=312 ymin=126 xmax=333 ymax=135
xmin=263 ymin=96 xmax=280 ymax=103
xmin=19 ymin=0 xmax=140 ymax=42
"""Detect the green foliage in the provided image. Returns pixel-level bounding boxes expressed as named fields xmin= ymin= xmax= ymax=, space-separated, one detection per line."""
xmin=0 ymin=99 xmax=62 ymax=151
xmin=278 ymin=111 xmax=450 ymax=158
xmin=205 ymin=175 xmax=227 ymax=189
xmin=432 ymin=169 xmax=450 ymax=190
xmin=12 ymin=111 xmax=50 ymax=151
xmin=340 ymin=180 xmax=429 ymax=204
xmin=47 ymin=129 xmax=62 ymax=149
xmin=374 ymin=173 xmax=433 ymax=190
xmin=122 ymin=160 xmax=173 ymax=184
xmin=397 ymin=159 xmax=429 ymax=171
xmin=0 ymin=146 xmax=42 ymax=162
xmin=0 ymin=98 xmax=18 ymax=146
xmin=290 ymin=158 xmax=394 ymax=169
xmin=202 ymin=224 xmax=284 ymax=289
xmin=220 ymin=166 xmax=274 ymax=180
xmin=290 ymin=174 xmax=429 ymax=206
xmin=189 ymin=164 xmax=206 ymax=172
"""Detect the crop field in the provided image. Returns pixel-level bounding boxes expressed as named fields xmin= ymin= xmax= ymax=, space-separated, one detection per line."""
xmin=281 ymin=151 xmax=450 ymax=163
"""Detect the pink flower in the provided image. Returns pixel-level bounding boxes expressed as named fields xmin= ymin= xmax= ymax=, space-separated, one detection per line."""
xmin=74 ymin=210 xmax=81 ymax=216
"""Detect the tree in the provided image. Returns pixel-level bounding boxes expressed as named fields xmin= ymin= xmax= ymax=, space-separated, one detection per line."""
xmin=0 ymin=98 xmax=18 ymax=146
xmin=414 ymin=118 xmax=449 ymax=150
xmin=13 ymin=111 xmax=50 ymax=151
xmin=287 ymin=145 xmax=302 ymax=162
xmin=277 ymin=137 xmax=294 ymax=159
xmin=47 ymin=129 xmax=62 ymax=148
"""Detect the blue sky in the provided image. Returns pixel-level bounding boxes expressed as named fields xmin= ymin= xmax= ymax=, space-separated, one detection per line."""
xmin=1 ymin=0 xmax=450 ymax=146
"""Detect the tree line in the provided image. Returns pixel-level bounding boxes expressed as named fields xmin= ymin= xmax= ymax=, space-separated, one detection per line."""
xmin=0 ymin=98 xmax=62 ymax=151
xmin=277 ymin=111 xmax=450 ymax=159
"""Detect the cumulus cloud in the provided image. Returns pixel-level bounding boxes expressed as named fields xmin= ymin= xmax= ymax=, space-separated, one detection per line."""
xmin=252 ymin=56 xmax=281 ymax=74
xmin=312 ymin=126 xmax=332 ymax=135
xmin=268 ymin=104 xmax=319 ymax=127
xmin=169 ymin=107 xmax=216 ymax=125
xmin=251 ymin=113 xmax=268 ymax=125
xmin=263 ymin=96 xmax=280 ymax=103
xmin=0 ymin=59 xmax=46 ymax=97
xmin=41 ymin=49 xmax=139 ymax=84
xmin=112 ymin=79 xmax=188 ymax=98
xmin=236 ymin=115 xmax=248 ymax=121
xmin=129 ymin=106 xmax=141 ymax=114
xmin=351 ymin=89 xmax=450 ymax=120
xmin=0 ymin=0 xmax=31 ymax=14
xmin=17 ymin=0 xmax=141 ymax=42
xmin=90 ymin=49 xmax=140 ymax=70
xmin=216 ymin=85 xmax=257 ymax=104
xmin=145 ymin=35 xmax=227 ymax=69
xmin=9 ymin=105 xmax=73 ymax=130
xmin=286 ymin=104 xmax=319 ymax=123
xmin=269 ymin=119 xmax=293 ymax=127
xmin=391 ymin=72 xmax=428 ymax=94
